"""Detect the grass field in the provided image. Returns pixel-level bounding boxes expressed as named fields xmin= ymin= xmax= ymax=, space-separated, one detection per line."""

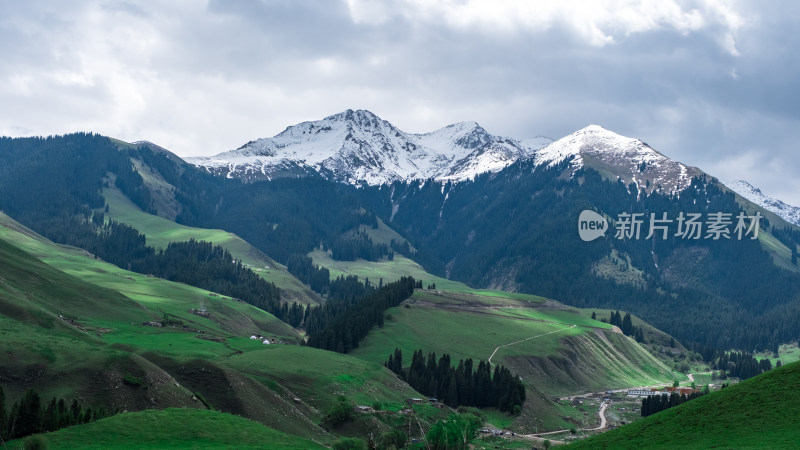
xmin=566 ymin=361 xmax=800 ymax=449
xmin=0 ymin=211 xmax=437 ymax=444
xmin=308 ymin=249 xmax=472 ymax=291
xmin=102 ymin=185 xmax=321 ymax=304
xmin=350 ymin=289 xmax=675 ymax=432
xmin=755 ymin=342 xmax=800 ymax=367
xmin=351 ymin=290 xmax=589 ymax=365
xmin=225 ymin=345 xmax=419 ymax=412
xmin=7 ymin=408 xmax=326 ymax=449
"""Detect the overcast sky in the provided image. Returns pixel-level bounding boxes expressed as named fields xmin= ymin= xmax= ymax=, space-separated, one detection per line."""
xmin=1 ymin=0 xmax=799 ymax=204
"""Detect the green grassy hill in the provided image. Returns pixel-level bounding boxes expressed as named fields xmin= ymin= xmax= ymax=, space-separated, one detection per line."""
xmin=102 ymin=183 xmax=321 ymax=305
xmin=351 ymin=290 xmax=677 ymax=431
xmin=567 ymin=361 xmax=800 ymax=449
xmin=7 ymin=408 xmax=326 ymax=449
xmin=0 ymin=211 xmax=424 ymax=445
xmin=0 ymin=205 xmax=691 ymax=443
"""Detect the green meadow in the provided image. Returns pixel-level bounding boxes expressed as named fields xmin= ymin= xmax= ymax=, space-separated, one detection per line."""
xmin=0 ymin=211 xmax=433 ymax=445
xmin=308 ymin=249 xmax=471 ymax=291
xmin=567 ymin=361 xmax=800 ymax=449
xmin=102 ymin=185 xmax=321 ymax=304
xmin=7 ymin=408 xmax=326 ymax=450
xmin=352 ymin=290 xmax=674 ymax=397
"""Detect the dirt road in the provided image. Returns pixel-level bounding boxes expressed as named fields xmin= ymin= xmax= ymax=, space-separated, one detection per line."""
xmin=487 ymin=324 xmax=576 ymax=366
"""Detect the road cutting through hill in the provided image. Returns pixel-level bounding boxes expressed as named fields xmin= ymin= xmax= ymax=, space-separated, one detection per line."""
xmin=487 ymin=324 xmax=577 ymax=366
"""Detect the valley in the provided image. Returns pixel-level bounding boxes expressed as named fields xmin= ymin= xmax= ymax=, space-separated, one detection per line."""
xmin=0 ymin=122 xmax=797 ymax=448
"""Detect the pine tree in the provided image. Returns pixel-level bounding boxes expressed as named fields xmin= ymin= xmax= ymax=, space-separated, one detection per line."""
xmin=0 ymin=386 xmax=6 ymax=441
xmin=13 ymin=389 xmax=42 ymax=439
xmin=622 ymin=313 xmax=633 ymax=336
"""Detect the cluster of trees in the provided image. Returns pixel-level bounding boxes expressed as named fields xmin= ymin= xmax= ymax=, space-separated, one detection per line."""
xmin=306 ymin=277 xmax=415 ymax=352
xmin=330 ymin=230 xmax=391 ymax=262
xmin=0 ymin=387 xmax=113 ymax=442
xmin=0 ymin=134 xmax=153 ymax=229
xmin=772 ymin=226 xmax=800 ymax=265
xmin=426 ymin=413 xmax=482 ymax=450
xmin=128 ymin=239 xmax=291 ymax=323
xmin=175 ymin=176 xmax=379 ymax=264
xmin=385 ymin=349 xmax=526 ymax=413
xmin=302 ymin=275 xmax=377 ymax=335
xmin=73 ymin=220 xmax=291 ymax=326
xmin=599 ymin=310 xmax=644 ymax=342
xmin=711 ymin=351 xmax=773 ymax=381
xmin=640 ymin=391 xmax=706 ymax=417
xmin=285 ymin=254 xmax=331 ymax=294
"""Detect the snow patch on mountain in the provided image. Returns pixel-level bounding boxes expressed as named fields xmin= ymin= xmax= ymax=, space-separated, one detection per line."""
xmin=187 ymin=110 xmax=543 ymax=185
xmin=532 ymin=125 xmax=701 ymax=194
xmin=187 ymin=112 xmax=702 ymax=194
xmin=726 ymin=180 xmax=800 ymax=226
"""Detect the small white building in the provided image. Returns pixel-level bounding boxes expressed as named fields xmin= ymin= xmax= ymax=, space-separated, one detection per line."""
xmin=627 ymin=389 xmax=665 ymax=397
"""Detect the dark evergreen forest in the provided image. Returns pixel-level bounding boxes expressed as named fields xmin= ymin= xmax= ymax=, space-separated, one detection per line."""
xmin=384 ymin=348 xmax=526 ymax=413
xmin=0 ymin=386 xmax=112 ymax=442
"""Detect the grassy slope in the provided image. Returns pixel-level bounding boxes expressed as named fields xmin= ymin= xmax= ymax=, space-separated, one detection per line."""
xmin=567 ymin=361 xmax=800 ymax=449
xmin=225 ymin=345 xmax=419 ymax=412
xmin=0 ymin=212 xmax=422 ymax=444
xmin=0 ymin=212 xmax=299 ymax=344
xmin=309 ymin=249 xmax=471 ymax=291
xmin=351 ymin=290 xmax=675 ymax=431
xmin=103 ymin=184 xmax=322 ymax=305
xmin=8 ymin=408 xmax=326 ymax=450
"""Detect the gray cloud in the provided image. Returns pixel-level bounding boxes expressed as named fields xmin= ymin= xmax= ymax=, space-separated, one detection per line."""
xmin=1 ymin=0 xmax=798 ymax=205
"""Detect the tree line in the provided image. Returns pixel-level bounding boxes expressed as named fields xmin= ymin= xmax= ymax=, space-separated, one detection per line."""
xmin=640 ymin=390 xmax=705 ymax=417
xmin=385 ymin=348 xmax=526 ymax=414
xmin=599 ymin=310 xmax=645 ymax=342
xmin=306 ymin=277 xmax=415 ymax=352
xmin=711 ymin=351 xmax=773 ymax=381
xmin=330 ymin=230 xmax=392 ymax=262
xmin=0 ymin=386 xmax=113 ymax=442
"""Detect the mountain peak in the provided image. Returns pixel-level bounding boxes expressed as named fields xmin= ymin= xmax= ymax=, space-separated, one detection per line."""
xmin=186 ymin=111 xmax=533 ymax=185
xmin=580 ymin=124 xmax=610 ymax=133
xmin=533 ymin=125 xmax=701 ymax=194
xmin=186 ymin=114 xmax=699 ymax=192
xmin=726 ymin=180 xmax=800 ymax=226
xmin=324 ymin=109 xmax=384 ymax=126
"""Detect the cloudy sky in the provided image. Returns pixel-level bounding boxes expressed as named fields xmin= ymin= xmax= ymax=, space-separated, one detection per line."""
xmin=2 ymin=0 xmax=799 ymax=204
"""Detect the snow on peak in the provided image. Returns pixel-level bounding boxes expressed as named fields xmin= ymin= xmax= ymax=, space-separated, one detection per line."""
xmin=533 ymin=124 xmax=701 ymax=194
xmin=186 ymin=110 xmax=533 ymax=185
xmin=726 ymin=180 xmax=800 ymax=226
xmin=186 ymin=114 xmax=701 ymax=193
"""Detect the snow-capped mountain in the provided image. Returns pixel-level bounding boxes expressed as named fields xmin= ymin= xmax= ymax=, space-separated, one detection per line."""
xmin=186 ymin=111 xmax=706 ymax=193
xmin=726 ymin=180 xmax=800 ymax=226
xmin=186 ymin=109 xmax=550 ymax=185
xmin=534 ymin=125 xmax=702 ymax=194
